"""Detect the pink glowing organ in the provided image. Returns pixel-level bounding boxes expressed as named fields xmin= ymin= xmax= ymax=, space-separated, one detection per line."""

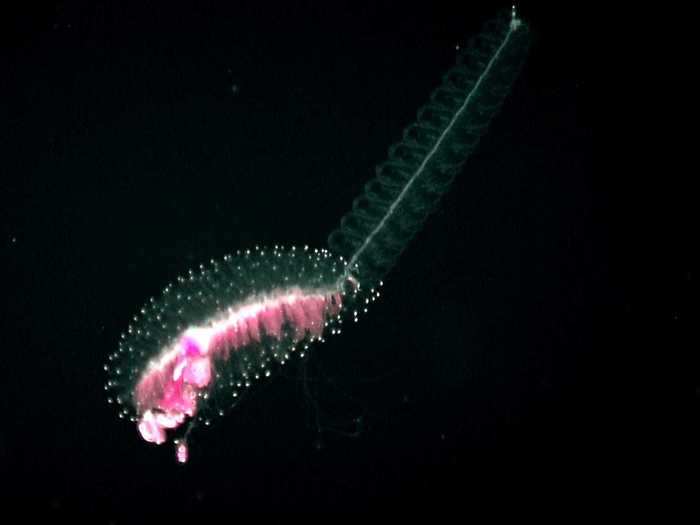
xmin=105 ymin=246 xmax=374 ymax=462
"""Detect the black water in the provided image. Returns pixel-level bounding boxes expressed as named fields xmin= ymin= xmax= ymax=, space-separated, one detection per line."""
xmin=3 ymin=0 xmax=665 ymax=516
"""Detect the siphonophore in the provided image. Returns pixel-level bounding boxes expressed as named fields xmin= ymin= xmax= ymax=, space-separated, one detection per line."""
xmin=105 ymin=8 xmax=530 ymax=463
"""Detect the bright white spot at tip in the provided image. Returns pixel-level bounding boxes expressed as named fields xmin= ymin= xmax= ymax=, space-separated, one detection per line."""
xmin=510 ymin=4 xmax=522 ymax=29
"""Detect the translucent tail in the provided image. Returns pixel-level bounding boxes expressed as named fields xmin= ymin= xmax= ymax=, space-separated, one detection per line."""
xmin=328 ymin=9 xmax=529 ymax=285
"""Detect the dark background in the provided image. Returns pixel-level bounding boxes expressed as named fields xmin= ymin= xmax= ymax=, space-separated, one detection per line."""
xmin=1 ymin=0 xmax=677 ymax=515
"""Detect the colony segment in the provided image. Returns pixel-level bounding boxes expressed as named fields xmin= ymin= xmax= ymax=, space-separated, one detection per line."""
xmin=105 ymin=246 xmax=380 ymax=462
xmin=328 ymin=8 xmax=529 ymax=286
